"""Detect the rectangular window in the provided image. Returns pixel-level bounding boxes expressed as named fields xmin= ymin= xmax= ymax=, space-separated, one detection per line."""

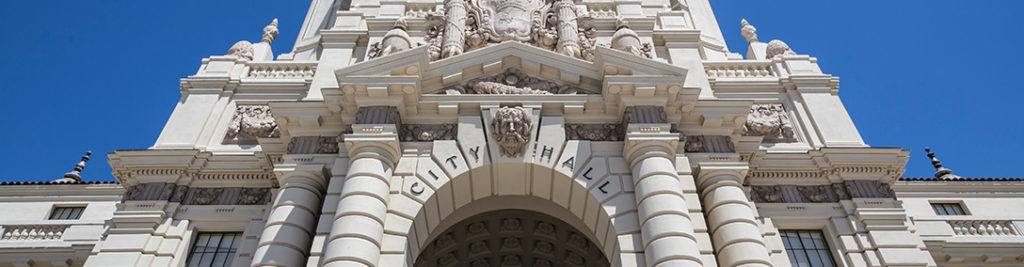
xmin=186 ymin=232 xmax=243 ymax=267
xmin=48 ymin=207 xmax=85 ymax=220
xmin=780 ymin=230 xmax=837 ymax=267
xmin=931 ymin=203 xmax=966 ymax=216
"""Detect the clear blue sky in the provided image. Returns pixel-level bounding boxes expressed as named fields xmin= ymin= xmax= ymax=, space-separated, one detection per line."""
xmin=0 ymin=1 xmax=1020 ymax=182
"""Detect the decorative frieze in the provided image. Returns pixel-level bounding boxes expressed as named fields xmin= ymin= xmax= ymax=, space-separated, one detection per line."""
xmin=491 ymin=106 xmax=533 ymax=157
xmin=355 ymin=105 xmax=401 ymax=124
xmin=565 ymin=123 xmax=623 ymax=141
xmin=287 ymin=136 xmax=341 ymax=154
xmin=224 ymin=105 xmax=279 ymax=144
xmin=400 ymin=124 xmax=457 ymax=141
xmin=749 ymin=180 xmax=895 ymax=203
xmin=743 ymin=103 xmax=795 ymax=142
xmin=684 ymin=135 xmax=735 ymax=153
xmin=122 ymin=182 xmax=273 ymax=205
xmin=622 ymin=106 xmax=667 ymax=124
xmin=443 ymin=68 xmax=579 ymax=95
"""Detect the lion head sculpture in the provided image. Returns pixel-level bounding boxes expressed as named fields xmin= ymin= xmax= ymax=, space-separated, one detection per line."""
xmin=491 ymin=106 xmax=532 ymax=157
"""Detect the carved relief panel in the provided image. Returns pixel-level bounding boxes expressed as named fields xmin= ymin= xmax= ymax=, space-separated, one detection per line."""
xmin=224 ymin=105 xmax=279 ymax=144
xmin=743 ymin=103 xmax=796 ymax=143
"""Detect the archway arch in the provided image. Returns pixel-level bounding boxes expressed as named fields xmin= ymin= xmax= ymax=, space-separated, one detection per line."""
xmin=414 ymin=208 xmax=610 ymax=267
xmin=383 ymin=156 xmax=631 ymax=267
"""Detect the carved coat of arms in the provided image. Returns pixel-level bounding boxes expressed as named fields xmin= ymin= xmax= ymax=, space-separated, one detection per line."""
xmin=428 ymin=0 xmax=595 ymax=61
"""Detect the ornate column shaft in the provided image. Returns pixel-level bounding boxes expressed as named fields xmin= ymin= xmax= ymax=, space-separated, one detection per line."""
xmin=624 ymin=123 xmax=703 ymax=267
xmin=252 ymin=166 xmax=327 ymax=267
xmin=696 ymin=163 xmax=773 ymax=267
xmin=322 ymin=107 xmax=401 ymax=267
xmin=440 ymin=0 xmax=467 ymax=58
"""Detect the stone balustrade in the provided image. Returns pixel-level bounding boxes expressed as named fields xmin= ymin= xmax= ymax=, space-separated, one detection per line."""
xmin=245 ymin=62 xmax=317 ymax=79
xmin=948 ymin=220 xmax=1019 ymax=236
xmin=0 ymin=224 xmax=68 ymax=241
xmin=704 ymin=61 xmax=777 ymax=78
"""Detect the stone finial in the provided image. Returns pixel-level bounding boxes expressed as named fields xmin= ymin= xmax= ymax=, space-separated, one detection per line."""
xmin=926 ymin=147 xmax=960 ymax=180
xmin=55 ymin=151 xmax=91 ymax=183
xmin=766 ymin=39 xmax=796 ymax=59
xmin=741 ymin=19 xmax=758 ymax=43
xmin=262 ymin=18 xmax=279 ymax=44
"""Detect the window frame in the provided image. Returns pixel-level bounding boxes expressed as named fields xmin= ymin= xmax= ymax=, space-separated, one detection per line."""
xmin=779 ymin=229 xmax=839 ymax=267
xmin=48 ymin=206 xmax=86 ymax=220
xmin=930 ymin=202 xmax=968 ymax=216
xmin=184 ymin=231 xmax=244 ymax=267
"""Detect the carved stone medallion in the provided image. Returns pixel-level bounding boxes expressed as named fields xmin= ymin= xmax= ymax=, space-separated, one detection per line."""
xmin=491 ymin=106 xmax=532 ymax=157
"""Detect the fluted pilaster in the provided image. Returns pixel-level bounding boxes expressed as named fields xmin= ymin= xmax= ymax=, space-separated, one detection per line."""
xmin=252 ymin=166 xmax=327 ymax=267
xmin=696 ymin=163 xmax=772 ymax=267
xmin=624 ymin=124 xmax=703 ymax=267
xmin=321 ymin=124 xmax=400 ymax=267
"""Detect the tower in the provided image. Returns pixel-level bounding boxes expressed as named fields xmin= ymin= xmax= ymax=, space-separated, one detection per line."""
xmin=87 ymin=0 xmax=939 ymax=266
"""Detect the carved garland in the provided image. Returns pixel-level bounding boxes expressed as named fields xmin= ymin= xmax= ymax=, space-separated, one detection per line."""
xmin=444 ymin=67 xmax=580 ymax=95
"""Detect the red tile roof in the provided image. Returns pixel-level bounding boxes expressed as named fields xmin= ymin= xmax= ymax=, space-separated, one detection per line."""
xmin=899 ymin=177 xmax=1024 ymax=182
xmin=0 ymin=180 xmax=119 ymax=186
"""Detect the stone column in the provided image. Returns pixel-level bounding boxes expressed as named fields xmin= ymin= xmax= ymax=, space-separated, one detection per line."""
xmin=321 ymin=107 xmax=401 ymax=267
xmin=623 ymin=106 xmax=703 ymax=267
xmin=252 ymin=166 xmax=327 ymax=267
xmin=696 ymin=163 xmax=773 ymax=267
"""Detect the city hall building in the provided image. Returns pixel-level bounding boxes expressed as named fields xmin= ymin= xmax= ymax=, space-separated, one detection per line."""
xmin=1 ymin=0 xmax=1022 ymax=266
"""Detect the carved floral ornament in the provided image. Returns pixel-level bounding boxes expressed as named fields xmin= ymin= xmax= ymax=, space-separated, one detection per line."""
xmin=367 ymin=0 xmax=652 ymax=61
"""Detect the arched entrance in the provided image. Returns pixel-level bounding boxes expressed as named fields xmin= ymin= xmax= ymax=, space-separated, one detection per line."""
xmin=414 ymin=209 xmax=610 ymax=267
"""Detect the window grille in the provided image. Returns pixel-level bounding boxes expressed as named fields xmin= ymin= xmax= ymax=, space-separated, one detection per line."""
xmin=48 ymin=207 xmax=84 ymax=220
xmin=780 ymin=230 xmax=837 ymax=267
xmin=186 ymin=232 xmax=243 ymax=267
xmin=931 ymin=203 xmax=967 ymax=216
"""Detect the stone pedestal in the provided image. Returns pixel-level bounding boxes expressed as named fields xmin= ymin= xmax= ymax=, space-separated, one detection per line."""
xmin=252 ymin=166 xmax=327 ymax=266
xmin=696 ymin=163 xmax=773 ymax=267
xmin=624 ymin=124 xmax=703 ymax=267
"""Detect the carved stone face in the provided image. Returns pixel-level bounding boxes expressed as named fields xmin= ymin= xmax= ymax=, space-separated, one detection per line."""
xmin=491 ymin=106 xmax=532 ymax=157
xmin=483 ymin=0 xmax=540 ymax=41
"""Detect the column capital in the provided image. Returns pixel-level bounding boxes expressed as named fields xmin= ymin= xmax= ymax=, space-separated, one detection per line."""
xmin=344 ymin=124 xmax=401 ymax=163
xmin=274 ymin=163 xmax=330 ymax=190
xmin=694 ymin=161 xmax=749 ymax=190
xmin=623 ymin=123 xmax=679 ymax=164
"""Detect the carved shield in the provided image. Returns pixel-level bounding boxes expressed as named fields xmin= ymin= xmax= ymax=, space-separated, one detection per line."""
xmin=474 ymin=0 xmax=545 ymax=42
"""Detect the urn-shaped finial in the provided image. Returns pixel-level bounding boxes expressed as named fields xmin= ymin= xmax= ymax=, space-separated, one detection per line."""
xmin=611 ymin=18 xmax=643 ymax=57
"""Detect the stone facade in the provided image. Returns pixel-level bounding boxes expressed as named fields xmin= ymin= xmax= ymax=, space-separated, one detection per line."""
xmin=1 ymin=1 xmax=1022 ymax=267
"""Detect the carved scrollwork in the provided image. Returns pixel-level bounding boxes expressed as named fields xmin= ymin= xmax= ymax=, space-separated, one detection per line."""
xmin=750 ymin=185 xmax=783 ymax=202
xmin=287 ymin=136 xmax=341 ymax=154
xmin=227 ymin=41 xmax=254 ymax=60
xmin=239 ymin=188 xmax=270 ymax=205
xmin=565 ymin=123 xmax=623 ymax=141
xmin=224 ymin=105 xmax=279 ymax=144
xmin=444 ymin=68 xmax=579 ymax=95
xmin=401 ymin=124 xmax=457 ymax=141
xmin=192 ymin=188 xmax=224 ymax=205
xmin=491 ymin=106 xmax=533 ymax=157
xmin=744 ymin=103 xmax=795 ymax=142
xmin=797 ymin=185 xmax=832 ymax=202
